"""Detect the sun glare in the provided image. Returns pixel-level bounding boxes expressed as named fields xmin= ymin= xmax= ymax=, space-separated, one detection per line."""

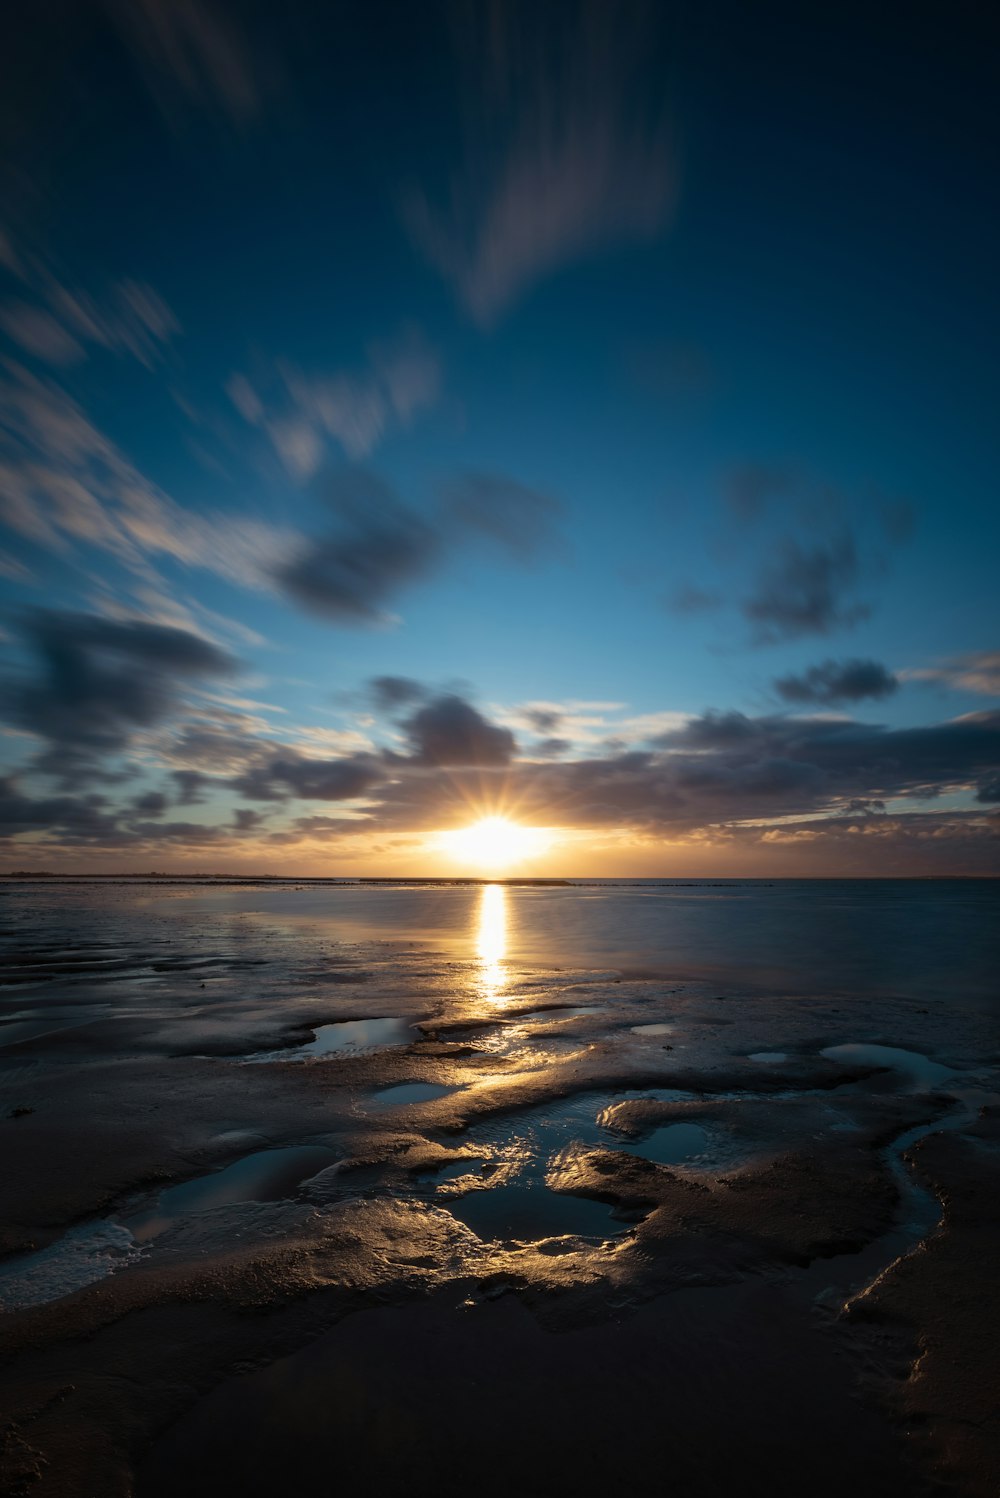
xmin=436 ymin=815 xmax=551 ymax=870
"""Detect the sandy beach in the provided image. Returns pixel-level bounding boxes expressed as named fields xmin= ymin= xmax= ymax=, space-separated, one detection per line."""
xmin=1 ymin=877 xmax=997 ymax=1496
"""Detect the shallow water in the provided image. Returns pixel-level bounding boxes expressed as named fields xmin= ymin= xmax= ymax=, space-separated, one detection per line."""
xmin=130 ymin=876 xmax=1000 ymax=1002
xmin=366 ymin=1082 xmax=458 ymax=1110
xmin=820 ymin=1043 xmax=956 ymax=1093
xmin=125 ymin=1145 xmax=336 ymax=1243
xmin=249 ymin=1016 xmax=416 ymax=1061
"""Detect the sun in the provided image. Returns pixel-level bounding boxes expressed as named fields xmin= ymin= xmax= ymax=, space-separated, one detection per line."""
xmin=435 ymin=816 xmax=551 ymax=870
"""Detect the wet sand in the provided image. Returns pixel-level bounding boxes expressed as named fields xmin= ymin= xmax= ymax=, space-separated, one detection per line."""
xmin=1 ymin=877 xmax=998 ymax=1497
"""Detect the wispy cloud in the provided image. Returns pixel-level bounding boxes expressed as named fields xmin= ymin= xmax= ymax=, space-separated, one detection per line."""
xmin=0 ymin=232 xmax=180 ymax=371
xmin=103 ymin=0 xmax=266 ymax=124
xmin=406 ymin=0 xmax=675 ymax=326
xmin=0 ymin=362 xmax=297 ymax=588
xmin=904 ymin=651 xmax=1000 ymax=698
xmin=226 ymin=327 xmax=441 ymax=478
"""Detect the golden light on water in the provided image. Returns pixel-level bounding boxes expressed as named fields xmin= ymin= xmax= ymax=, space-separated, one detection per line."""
xmin=435 ymin=815 xmax=552 ymax=870
xmin=476 ymin=882 xmax=508 ymax=1002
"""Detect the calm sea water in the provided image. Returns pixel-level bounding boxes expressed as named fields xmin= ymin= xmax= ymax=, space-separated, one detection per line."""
xmin=131 ymin=877 xmax=1000 ymax=1005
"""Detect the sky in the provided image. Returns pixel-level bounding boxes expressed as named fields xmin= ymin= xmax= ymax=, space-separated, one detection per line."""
xmin=0 ymin=0 xmax=997 ymax=877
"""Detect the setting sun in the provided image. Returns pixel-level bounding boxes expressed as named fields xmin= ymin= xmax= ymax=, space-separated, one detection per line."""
xmin=435 ymin=816 xmax=552 ymax=869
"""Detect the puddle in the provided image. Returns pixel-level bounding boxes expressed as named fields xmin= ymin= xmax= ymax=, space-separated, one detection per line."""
xmin=447 ymin=1179 xmax=620 ymax=1243
xmin=125 ymin=1145 xmax=336 ymax=1243
xmin=0 ymin=1221 xmax=141 ymax=1312
xmin=749 ymin=1051 xmax=788 ymax=1063
xmin=0 ymin=1145 xmax=336 ymax=1310
xmin=625 ymin=1122 xmax=713 ymax=1165
xmin=248 ymin=1016 xmax=415 ymax=1062
xmin=820 ymin=1043 xmax=955 ymax=1093
xmin=366 ymin=1082 xmax=457 ymax=1110
xmin=631 ymin=1023 xmax=673 ymax=1037
xmin=440 ymin=1088 xmax=704 ymax=1244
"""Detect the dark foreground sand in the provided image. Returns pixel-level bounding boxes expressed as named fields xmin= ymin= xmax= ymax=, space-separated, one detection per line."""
xmin=1 ymin=880 xmax=997 ymax=1496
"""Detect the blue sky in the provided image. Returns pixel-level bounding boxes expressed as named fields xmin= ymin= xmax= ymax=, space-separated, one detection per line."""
xmin=0 ymin=0 xmax=997 ymax=874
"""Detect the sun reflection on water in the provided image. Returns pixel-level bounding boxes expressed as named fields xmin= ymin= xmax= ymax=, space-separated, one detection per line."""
xmin=476 ymin=883 xmax=508 ymax=1002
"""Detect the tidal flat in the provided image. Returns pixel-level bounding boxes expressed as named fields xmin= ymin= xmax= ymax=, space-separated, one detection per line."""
xmin=1 ymin=877 xmax=998 ymax=1497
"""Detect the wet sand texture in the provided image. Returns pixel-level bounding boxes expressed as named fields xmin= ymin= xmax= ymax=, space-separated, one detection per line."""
xmin=1 ymin=877 xmax=997 ymax=1497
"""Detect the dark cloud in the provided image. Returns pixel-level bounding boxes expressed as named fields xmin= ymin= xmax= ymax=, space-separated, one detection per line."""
xmin=274 ymin=471 xmax=440 ymax=624
xmin=0 ymin=778 xmax=120 ymax=840
xmin=774 ymin=659 xmax=898 ymax=705
xmin=442 ymin=472 xmax=563 ymax=563
xmin=535 ymin=737 xmax=571 ymax=758
xmin=171 ymin=769 xmax=209 ymax=804
xmin=2 ymin=612 xmax=239 ymax=784
xmin=402 ymin=694 xmax=516 ymax=768
xmin=976 ymin=774 xmax=1000 ymax=804
xmin=131 ymin=790 xmax=168 ymax=816
xmin=276 ymin=468 xmax=565 ymax=627
xmin=231 ymin=753 xmax=381 ymax=802
xmin=369 ymin=676 xmax=428 ymax=712
xmin=233 ymin=807 xmax=265 ymax=831
xmin=742 ymin=533 xmax=870 ymax=642
xmin=524 ymin=707 xmax=563 ymax=733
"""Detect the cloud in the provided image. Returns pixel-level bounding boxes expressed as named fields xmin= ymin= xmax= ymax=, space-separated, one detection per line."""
xmin=228 ymin=329 xmax=441 ymax=479
xmin=2 ymin=611 xmax=239 ymax=783
xmin=0 ymin=234 xmax=180 ymax=370
xmin=742 ymin=532 xmax=870 ymax=642
xmin=774 ymin=659 xmax=899 ymax=705
xmin=0 ymin=304 xmax=85 ymax=365
xmin=0 ymin=778 xmax=121 ymax=841
xmin=275 ymin=466 xmax=564 ymax=626
xmin=230 ymin=752 xmax=381 ymax=802
xmin=523 ymin=706 xmax=563 ymax=733
xmin=171 ymin=769 xmax=208 ymax=804
xmin=906 ymin=651 xmax=1000 ymax=698
xmin=0 ymin=363 xmax=297 ymax=588
xmin=275 ymin=471 xmax=440 ymax=624
xmin=406 ymin=0 xmax=674 ymax=326
xmin=233 ymin=807 xmax=265 ymax=831
xmin=104 ymin=0 xmax=264 ymax=123
xmin=442 ymin=472 xmax=563 ymax=562
xmin=369 ymin=676 xmax=429 ymax=712
xmin=132 ymin=790 xmax=168 ymax=816
xmin=402 ymin=694 xmax=516 ymax=768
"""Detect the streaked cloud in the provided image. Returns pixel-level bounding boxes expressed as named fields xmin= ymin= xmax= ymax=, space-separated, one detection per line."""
xmin=905 ymin=651 xmax=1000 ymax=698
xmin=227 ymin=328 xmax=441 ymax=478
xmin=406 ymin=0 xmax=675 ymax=326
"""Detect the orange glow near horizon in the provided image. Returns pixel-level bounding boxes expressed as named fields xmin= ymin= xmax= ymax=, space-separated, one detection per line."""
xmin=434 ymin=815 xmax=553 ymax=871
